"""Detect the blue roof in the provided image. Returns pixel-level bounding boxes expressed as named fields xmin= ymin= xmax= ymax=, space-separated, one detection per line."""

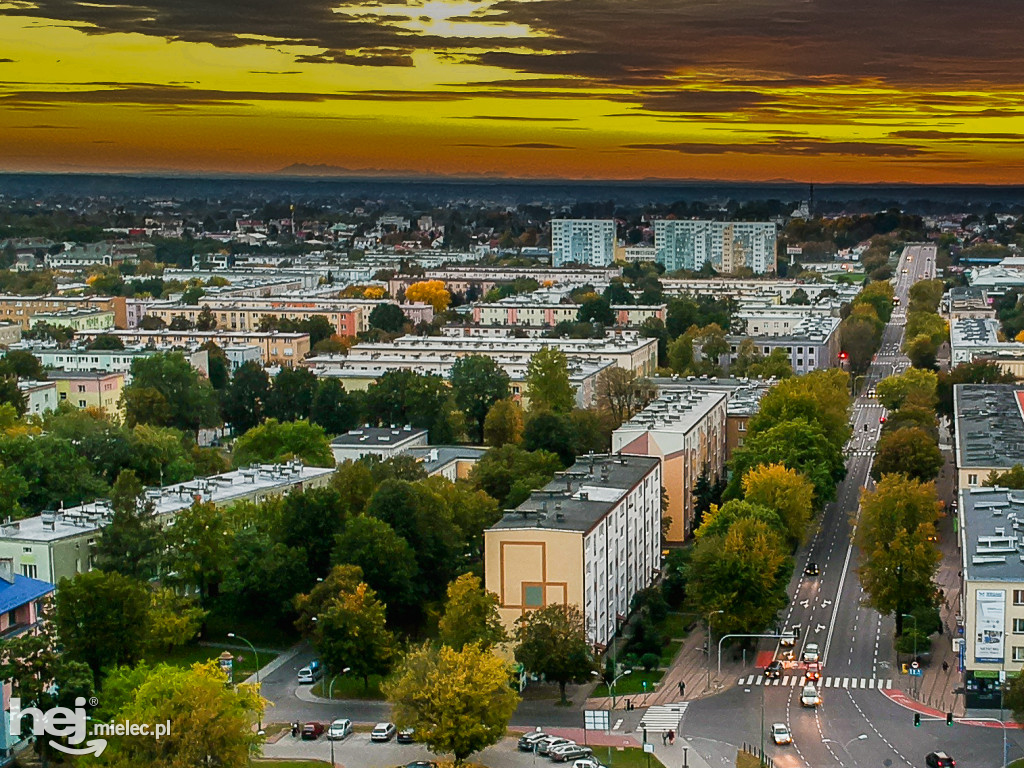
xmin=0 ymin=574 xmax=54 ymax=615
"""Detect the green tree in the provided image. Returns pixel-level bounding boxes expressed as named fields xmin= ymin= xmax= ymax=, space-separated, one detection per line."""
xmin=839 ymin=304 xmax=884 ymax=375
xmin=123 ymin=352 xmax=221 ymax=435
xmin=857 ymin=280 xmax=895 ymax=323
xmin=232 ymin=418 xmax=334 ymax=467
xmin=514 ymin=603 xmax=594 ymax=704
xmin=686 ymin=516 xmax=791 ymax=635
xmin=470 ymin=444 xmax=562 ymax=507
xmin=0 ymin=349 xmax=47 ymax=380
xmin=483 ymin=398 xmax=524 ymax=447
xmin=146 ymin=587 xmax=206 ymax=653
xmin=221 ymin=523 xmax=311 ymax=623
xmin=201 ymin=341 xmax=230 ymax=389
xmin=747 ymin=348 xmax=794 ymax=379
xmin=872 ymin=427 xmax=944 ymax=482
xmin=603 ymin=280 xmax=635 ymax=306
xmin=741 ymin=463 xmax=815 ymax=547
xmin=267 ymin=366 xmax=318 ymax=422
xmin=314 ymin=581 xmax=395 ymax=688
xmin=93 ymin=469 xmax=165 ymax=580
xmin=54 ymin=570 xmax=151 ymax=679
xmin=667 ymin=333 xmax=694 ymax=373
xmin=438 ymin=573 xmax=507 ymax=651
xmin=691 ymin=323 xmax=729 ymax=374
xmin=596 ymin=367 xmax=654 ymax=426
xmin=366 ymin=369 xmax=463 ymax=443
xmin=451 ymin=355 xmax=511 ymax=444
xmin=855 ymin=475 xmax=941 ymax=634
xmin=0 ymin=377 xmax=25 ymax=415
xmin=368 ymin=303 xmax=408 ymax=333
xmin=385 ymin=643 xmax=519 ymax=765
xmin=98 ymin=661 xmax=263 ymax=768
xmin=694 ymin=499 xmax=785 ymax=541
xmin=985 ymin=464 xmax=1024 ymax=488
xmin=165 ymin=501 xmax=234 ymax=601
xmin=222 ymin=361 xmax=270 ymax=433
xmin=524 ymin=346 xmax=575 ymax=413
xmin=293 ymin=563 xmax=364 ymax=635
xmin=748 ymin=369 xmax=852 ymax=450
xmin=195 ymin=305 xmax=217 ymax=331
xmin=523 ymin=410 xmax=577 ymax=466
xmin=577 ymin=296 xmax=614 ymax=325
xmin=311 ymin=377 xmax=362 ymax=435
xmin=875 ymin=368 xmax=939 ymax=411
xmin=332 ymin=515 xmax=419 ymax=616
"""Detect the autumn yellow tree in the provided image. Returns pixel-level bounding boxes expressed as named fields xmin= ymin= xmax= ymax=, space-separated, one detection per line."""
xmin=406 ymin=280 xmax=451 ymax=312
xmin=741 ymin=463 xmax=815 ymax=547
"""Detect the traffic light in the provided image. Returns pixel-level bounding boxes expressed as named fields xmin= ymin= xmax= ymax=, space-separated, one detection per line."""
xmin=914 ymin=713 xmax=921 ymax=727
xmin=838 ymin=351 xmax=848 ymax=361
xmin=947 ymin=712 xmax=954 ymax=726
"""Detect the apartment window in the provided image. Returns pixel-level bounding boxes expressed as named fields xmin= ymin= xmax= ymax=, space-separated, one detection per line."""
xmin=1015 ymin=618 xmax=1024 ymax=635
xmin=59 ymin=392 xmax=67 ymax=400
xmin=1015 ymin=646 xmax=1024 ymax=663
xmin=77 ymin=385 xmax=86 ymax=393
xmin=78 ymin=400 xmax=86 ymax=408
xmin=1014 ymin=590 xmax=1024 ymax=606
xmin=21 ymin=564 xmax=37 ymax=579
xmin=968 ymin=474 xmax=979 ymax=486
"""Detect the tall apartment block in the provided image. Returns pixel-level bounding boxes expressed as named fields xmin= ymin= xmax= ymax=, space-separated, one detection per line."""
xmin=550 ymin=219 xmax=617 ymax=267
xmin=654 ymin=220 xmax=778 ymax=274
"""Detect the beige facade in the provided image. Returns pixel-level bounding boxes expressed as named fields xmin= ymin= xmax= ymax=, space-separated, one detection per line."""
xmin=76 ymin=329 xmax=311 ymax=366
xmin=147 ymin=300 xmax=362 ymax=337
xmin=0 ymin=295 xmax=126 ymax=329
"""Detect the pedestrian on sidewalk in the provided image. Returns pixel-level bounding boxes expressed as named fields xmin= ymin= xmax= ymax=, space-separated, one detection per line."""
xmin=662 ymin=731 xmax=668 ymax=746
xmin=669 ymin=730 xmax=676 ymax=745
xmin=943 ymin=661 xmax=949 ymax=672
xmin=678 ymin=681 xmax=685 ymax=697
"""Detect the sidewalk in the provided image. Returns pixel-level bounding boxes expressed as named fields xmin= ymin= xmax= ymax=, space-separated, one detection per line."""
xmin=240 ymin=641 xmax=304 ymax=686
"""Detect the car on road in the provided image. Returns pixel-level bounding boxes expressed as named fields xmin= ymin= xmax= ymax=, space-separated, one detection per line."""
xmin=780 ymin=629 xmax=797 ymax=647
xmin=800 ymin=684 xmax=820 ymax=708
xmin=327 ymin=718 xmax=353 ymax=741
xmin=925 ymin=752 xmax=955 ymax=767
xmin=371 ymin=723 xmax=397 ymax=742
xmin=301 ymin=722 xmax=325 ymax=740
xmin=764 ymin=660 xmax=784 ymax=678
xmin=804 ymin=562 xmax=819 ymax=577
xmin=802 ymin=643 xmax=820 ymax=663
xmin=805 ymin=661 xmax=822 ymax=681
xmin=297 ymin=659 xmax=324 ymax=684
xmin=550 ymin=744 xmax=593 ymax=762
xmin=405 ymin=762 xmax=437 ymax=768
xmin=519 ymin=732 xmax=549 ymax=751
xmin=879 ymin=415 xmax=887 ymax=424
xmin=771 ymin=723 xmax=792 ymax=745
xmin=537 ymin=737 xmax=574 ymax=756
xmin=397 ymin=728 xmax=416 ymax=744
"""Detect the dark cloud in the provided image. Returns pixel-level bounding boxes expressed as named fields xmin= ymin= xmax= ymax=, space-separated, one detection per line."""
xmin=295 ymin=48 xmax=414 ymax=67
xmin=248 ymin=70 xmax=302 ymax=75
xmin=11 ymin=124 xmax=80 ymax=129
xmin=624 ymin=138 xmax=928 ymax=158
xmin=0 ymin=58 xmax=15 ymax=63
xmin=889 ymin=130 xmax=1024 ymax=141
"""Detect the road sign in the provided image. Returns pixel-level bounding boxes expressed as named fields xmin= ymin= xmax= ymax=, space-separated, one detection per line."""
xmin=911 ymin=661 xmax=920 ymax=670
xmin=643 ymin=744 xmax=655 ymax=754
xmin=910 ymin=668 xmax=923 ymax=677
xmin=584 ymin=710 xmax=610 ymax=731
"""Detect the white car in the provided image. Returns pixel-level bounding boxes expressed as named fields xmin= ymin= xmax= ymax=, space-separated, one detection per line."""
xmin=327 ymin=718 xmax=352 ymax=740
xmin=800 ymin=685 xmax=820 ymax=708
xmin=573 ymin=760 xmax=607 ymax=768
xmin=370 ymin=722 xmax=396 ymax=742
xmin=771 ymin=723 xmax=792 ymax=745
xmin=802 ymin=643 xmax=820 ymax=663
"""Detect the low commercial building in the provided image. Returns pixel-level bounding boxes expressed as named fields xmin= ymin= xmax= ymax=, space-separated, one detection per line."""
xmin=950 ymin=318 xmax=1023 ymax=368
xmin=947 ymin=287 xmax=996 ymax=320
xmin=330 ymin=426 xmax=429 ymax=463
xmin=0 ymin=461 xmax=335 ymax=584
xmin=735 ymin=305 xmax=839 ymax=337
xmin=0 ymin=560 xmax=55 ymax=762
xmin=406 ymin=445 xmax=488 ymax=481
xmin=29 ymin=308 xmax=115 ymax=333
xmin=76 ymin=329 xmax=310 ymax=367
xmin=660 ymin=278 xmax=858 ymax=306
xmin=953 ymin=384 xmax=1024 ymax=489
xmin=957 ymin=485 xmax=1024 ymax=707
xmin=48 ymin=370 xmax=124 ymax=415
xmin=145 ymin=300 xmax=362 ymax=337
xmin=484 ymin=454 xmax=662 ymax=648
xmin=968 ymin=266 xmax=1024 ymax=297
xmin=612 ymin=390 xmax=728 ymax=542
xmin=30 ymin=346 xmax=207 ymax=376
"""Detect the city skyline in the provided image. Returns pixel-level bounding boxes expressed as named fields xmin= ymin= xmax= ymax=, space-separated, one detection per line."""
xmin=2 ymin=0 xmax=1023 ymax=183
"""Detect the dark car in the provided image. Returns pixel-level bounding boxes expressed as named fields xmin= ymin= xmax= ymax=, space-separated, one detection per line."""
xmin=804 ymin=562 xmax=819 ymax=577
xmin=764 ymin=660 xmax=784 ymax=678
xmin=397 ymin=728 xmax=416 ymax=744
xmin=301 ymin=722 xmax=325 ymax=740
xmin=926 ymin=752 xmax=955 ymax=768
xmin=550 ymin=745 xmax=594 ymax=763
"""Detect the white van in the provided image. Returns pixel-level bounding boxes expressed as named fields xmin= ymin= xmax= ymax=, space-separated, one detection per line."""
xmin=297 ymin=659 xmax=324 ymax=684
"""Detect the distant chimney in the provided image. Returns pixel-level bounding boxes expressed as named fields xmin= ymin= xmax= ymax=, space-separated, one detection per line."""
xmin=0 ymin=557 xmax=15 ymax=584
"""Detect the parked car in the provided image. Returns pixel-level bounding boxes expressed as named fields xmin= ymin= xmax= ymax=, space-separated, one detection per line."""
xmin=802 ymin=643 xmax=820 ymax=663
xmin=550 ymin=745 xmax=593 ymax=763
xmin=371 ymin=722 xmax=397 ymax=742
xmin=397 ymin=728 xmax=416 ymax=744
xmin=297 ymin=659 xmax=323 ymax=684
xmin=764 ymin=660 xmax=784 ymax=678
xmin=327 ymin=718 xmax=352 ymax=741
xmin=925 ymin=752 xmax=955 ymax=768
xmin=518 ymin=732 xmax=548 ymax=751
xmin=405 ymin=762 xmax=437 ymax=768
xmin=572 ymin=760 xmax=607 ymax=768
xmin=771 ymin=723 xmax=792 ymax=745
xmin=537 ymin=737 xmax=573 ymax=756
xmin=301 ymin=722 xmax=325 ymax=740
xmin=800 ymin=685 xmax=820 ymax=708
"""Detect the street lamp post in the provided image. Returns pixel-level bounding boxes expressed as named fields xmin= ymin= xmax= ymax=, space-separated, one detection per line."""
xmin=227 ymin=632 xmax=263 ymax=735
xmin=901 ymin=613 xmax=918 ymax=695
xmin=823 ymin=734 xmax=868 ymax=761
xmin=328 ymin=668 xmax=352 ymax=768
xmin=591 ymin=668 xmax=631 ymax=710
xmin=706 ymin=610 xmax=724 ymax=690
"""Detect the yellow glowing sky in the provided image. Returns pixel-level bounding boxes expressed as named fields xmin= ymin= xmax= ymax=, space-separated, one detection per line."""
xmin=2 ymin=0 xmax=1024 ymax=182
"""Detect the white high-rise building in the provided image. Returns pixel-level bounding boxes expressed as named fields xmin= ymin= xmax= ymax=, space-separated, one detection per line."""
xmin=550 ymin=219 xmax=616 ymax=267
xmin=655 ymin=220 xmax=777 ymax=274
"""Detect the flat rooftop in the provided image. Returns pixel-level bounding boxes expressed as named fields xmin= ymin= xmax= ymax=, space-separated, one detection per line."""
xmin=951 ymin=318 xmax=1002 ymax=347
xmin=618 ymin=389 xmax=727 ymax=434
xmin=331 ymin=426 xmax=427 ymax=447
xmin=490 ymin=454 xmax=660 ymax=534
xmin=954 ymin=384 xmax=1024 ymax=469
xmin=960 ymin=486 xmax=1024 ymax=582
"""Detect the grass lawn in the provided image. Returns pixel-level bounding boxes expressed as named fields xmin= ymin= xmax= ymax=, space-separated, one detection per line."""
xmin=143 ymin=643 xmax=277 ymax=680
xmin=735 ymin=752 xmax=762 ymax=768
xmin=658 ymin=639 xmax=682 ymax=667
xmin=311 ymin=673 xmax=386 ymax=700
xmin=587 ymin=746 xmax=666 ymax=768
xmin=658 ymin=612 xmax=694 ymax=640
xmin=592 ymin=669 xmax=663 ymax=697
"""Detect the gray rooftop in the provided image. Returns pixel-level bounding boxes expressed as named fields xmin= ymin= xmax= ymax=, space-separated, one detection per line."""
xmin=954 ymin=384 xmax=1024 ymax=469
xmin=331 ymin=426 xmax=427 ymax=447
xmin=960 ymin=486 xmax=1024 ymax=582
xmin=490 ymin=454 xmax=660 ymax=534
xmin=406 ymin=445 xmax=488 ymax=474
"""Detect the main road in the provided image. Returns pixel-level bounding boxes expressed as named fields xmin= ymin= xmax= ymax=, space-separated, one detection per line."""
xmin=684 ymin=245 xmax=1024 ymax=767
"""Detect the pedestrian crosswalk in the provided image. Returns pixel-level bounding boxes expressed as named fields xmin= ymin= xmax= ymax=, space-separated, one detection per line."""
xmin=638 ymin=703 xmax=688 ymax=732
xmin=737 ymin=674 xmax=892 ymax=690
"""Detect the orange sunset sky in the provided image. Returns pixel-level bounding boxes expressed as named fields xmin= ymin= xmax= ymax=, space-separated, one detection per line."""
xmin=2 ymin=0 xmax=1024 ymax=183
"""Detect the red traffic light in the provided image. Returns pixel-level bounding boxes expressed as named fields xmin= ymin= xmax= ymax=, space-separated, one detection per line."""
xmin=838 ymin=352 xmax=848 ymax=360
